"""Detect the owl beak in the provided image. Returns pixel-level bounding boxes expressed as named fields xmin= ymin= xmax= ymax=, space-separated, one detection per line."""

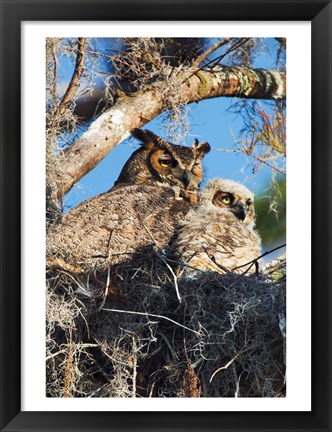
xmin=181 ymin=170 xmax=191 ymax=189
xmin=234 ymin=203 xmax=247 ymax=221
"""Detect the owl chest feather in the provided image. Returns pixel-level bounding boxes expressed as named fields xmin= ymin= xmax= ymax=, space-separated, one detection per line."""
xmin=173 ymin=204 xmax=261 ymax=274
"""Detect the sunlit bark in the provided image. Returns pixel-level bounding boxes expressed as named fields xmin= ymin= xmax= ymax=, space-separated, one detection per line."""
xmin=55 ymin=65 xmax=285 ymax=199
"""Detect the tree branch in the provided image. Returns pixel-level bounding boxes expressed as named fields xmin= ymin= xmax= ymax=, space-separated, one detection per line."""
xmin=191 ymin=37 xmax=233 ymax=69
xmin=51 ymin=42 xmax=58 ymax=114
xmin=208 ymin=38 xmax=251 ymax=70
xmin=54 ymin=65 xmax=286 ymax=199
xmin=51 ymin=37 xmax=87 ymax=127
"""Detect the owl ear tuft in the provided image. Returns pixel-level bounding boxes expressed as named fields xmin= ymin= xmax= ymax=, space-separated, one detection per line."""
xmin=192 ymin=140 xmax=211 ymax=158
xmin=130 ymin=128 xmax=168 ymax=150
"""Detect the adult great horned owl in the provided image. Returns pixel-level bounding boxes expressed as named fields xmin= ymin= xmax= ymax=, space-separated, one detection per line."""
xmin=171 ymin=178 xmax=261 ymax=274
xmin=47 ymin=129 xmax=210 ymax=269
xmin=111 ymin=128 xmax=211 ymax=203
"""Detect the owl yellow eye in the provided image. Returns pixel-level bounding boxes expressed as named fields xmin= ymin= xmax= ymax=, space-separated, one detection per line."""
xmin=159 ymin=158 xmax=175 ymax=168
xmin=222 ymin=196 xmax=231 ymax=205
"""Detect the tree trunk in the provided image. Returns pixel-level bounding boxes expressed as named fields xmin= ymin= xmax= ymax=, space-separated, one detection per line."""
xmin=55 ymin=66 xmax=286 ymax=200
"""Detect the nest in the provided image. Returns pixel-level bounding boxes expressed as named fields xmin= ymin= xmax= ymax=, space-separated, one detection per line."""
xmin=46 ymin=251 xmax=286 ymax=398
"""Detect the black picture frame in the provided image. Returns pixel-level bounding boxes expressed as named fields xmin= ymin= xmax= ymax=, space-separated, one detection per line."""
xmin=0 ymin=0 xmax=331 ymax=431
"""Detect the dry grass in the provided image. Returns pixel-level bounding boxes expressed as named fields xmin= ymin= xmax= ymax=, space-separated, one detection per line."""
xmin=46 ymin=251 xmax=286 ymax=398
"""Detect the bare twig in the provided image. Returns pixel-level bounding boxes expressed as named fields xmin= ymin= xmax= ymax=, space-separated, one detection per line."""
xmin=100 ymin=261 xmax=111 ymax=310
xmin=186 ymin=38 xmax=251 ymax=83
xmin=132 ymin=336 xmax=137 ymax=398
xmin=191 ymin=38 xmax=233 ymax=69
xmin=210 ymin=353 xmax=241 ymax=383
xmin=86 ymin=49 xmax=113 ymax=60
xmin=143 ymin=224 xmax=182 ymax=303
xmin=51 ymin=37 xmax=87 ymax=126
xmin=101 ymin=308 xmax=201 ymax=336
xmin=63 ymin=322 xmax=74 ymax=397
xmin=203 ymin=247 xmax=230 ymax=273
xmin=208 ymin=38 xmax=251 ymax=70
xmin=156 ymin=252 xmax=182 ymax=303
xmin=245 ymin=154 xmax=286 ymax=176
xmin=233 ymin=243 xmax=287 ymax=274
xmin=51 ymin=41 xmax=58 ymax=113
xmin=230 ymin=128 xmax=286 ymax=176
xmin=46 ymin=344 xmax=99 ymax=361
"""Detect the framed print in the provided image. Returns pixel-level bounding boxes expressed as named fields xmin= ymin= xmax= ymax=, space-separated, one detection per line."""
xmin=1 ymin=0 xmax=331 ymax=431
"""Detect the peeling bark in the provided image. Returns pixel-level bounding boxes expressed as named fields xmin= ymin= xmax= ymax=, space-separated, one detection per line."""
xmin=55 ymin=65 xmax=285 ymax=199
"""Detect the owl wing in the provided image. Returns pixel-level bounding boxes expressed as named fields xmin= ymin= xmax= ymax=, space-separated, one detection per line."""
xmin=47 ymin=185 xmax=190 ymax=266
xmin=47 ymin=189 xmax=121 ymax=263
xmin=107 ymin=186 xmax=190 ymax=263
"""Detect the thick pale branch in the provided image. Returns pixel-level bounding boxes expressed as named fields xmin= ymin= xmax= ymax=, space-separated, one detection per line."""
xmin=56 ymin=65 xmax=285 ymax=199
xmin=186 ymin=66 xmax=286 ymax=101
